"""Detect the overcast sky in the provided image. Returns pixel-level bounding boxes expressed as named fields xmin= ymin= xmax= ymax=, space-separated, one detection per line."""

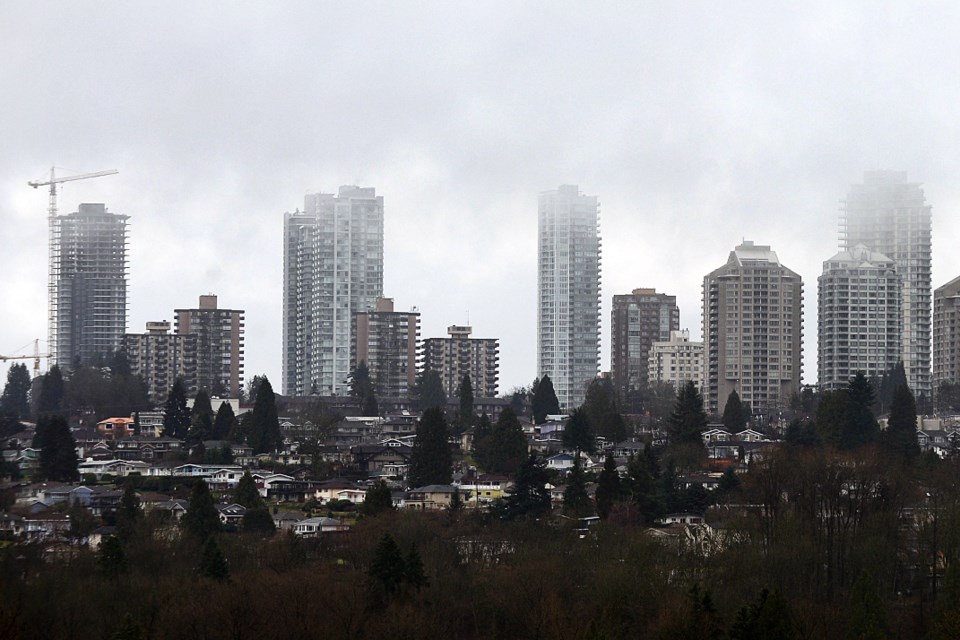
xmin=2 ymin=2 xmax=959 ymax=397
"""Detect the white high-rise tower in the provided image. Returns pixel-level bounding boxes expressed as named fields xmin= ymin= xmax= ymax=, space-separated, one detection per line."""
xmin=283 ymin=186 xmax=384 ymax=396
xmin=537 ymin=185 xmax=601 ymax=411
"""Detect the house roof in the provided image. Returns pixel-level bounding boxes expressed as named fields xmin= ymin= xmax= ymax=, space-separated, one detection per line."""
xmin=409 ymin=484 xmax=458 ymax=493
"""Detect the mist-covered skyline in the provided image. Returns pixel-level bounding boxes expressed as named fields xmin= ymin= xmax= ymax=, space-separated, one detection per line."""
xmin=2 ymin=2 xmax=959 ymax=395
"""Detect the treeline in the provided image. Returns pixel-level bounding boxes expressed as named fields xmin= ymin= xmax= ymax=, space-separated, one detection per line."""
xmin=5 ymin=463 xmax=960 ymax=640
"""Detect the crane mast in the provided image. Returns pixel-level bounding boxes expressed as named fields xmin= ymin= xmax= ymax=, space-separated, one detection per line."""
xmin=28 ymin=167 xmax=119 ymax=366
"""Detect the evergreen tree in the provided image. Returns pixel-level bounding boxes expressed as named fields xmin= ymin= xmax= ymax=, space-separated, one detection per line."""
xmin=815 ymin=390 xmax=847 ymax=447
xmin=369 ymin=533 xmax=406 ymax=595
xmin=249 ymin=377 xmax=282 ymax=454
xmin=457 ymin=374 xmax=474 ymax=432
xmin=362 ymin=479 xmax=394 ymax=516
xmin=413 ymin=369 xmax=446 ymax=411
xmin=728 ymin=588 xmax=795 ymax=640
xmin=162 ymin=378 xmax=190 ymax=439
xmin=498 ymin=453 xmax=551 ymax=520
xmin=234 ymin=471 xmax=264 ymax=509
xmin=626 ymin=448 xmax=665 ymax=523
xmin=198 ymin=537 xmax=230 ymax=581
xmin=35 ymin=415 xmax=79 ymax=482
xmin=241 ymin=508 xmax=276 ymax=536
xmin=532 ymin=375 xmax=561 ymax=424
xmin=477 ymin=408 xmax=528 ymax=474
xmin=98 ymin=535 xmax=126 ymax=579
xmin=182 ymin=479 xmax=221 ymax=541
xmin=583 ymin=377 xmax=621 ymax=439
xmin=600 ymin=411 xmax=628 ymax=443
xmin=1 ymin=362 xmax=32 ymax=419
xmin=350 ymin=361 xmax=379 ymax=416
xmin=594 ymin=454 xmax=621 ymax=519
xmin=408 ymin=407 xmax=452 ymax=487
xmin=784 ymin=418 xmax=820 ymax=448
xmin=36 ymin=365 xmax=65 ymax=415
xmin=563 ymin=407 xmax=596 ymax=455
xmin=881 ymin=384 xmax=920 ymax=462
xmin=668 ymin=381 xmax=708 ymax=446
xmin=245 ymin=374 xmax=267 ymax=407
xmin=877 ymin=361 xmax=908 ymax=414
xmin=722 ymin=389 xmax=750 ymax=432
xmin=472 ymin=412 xmax=493 ymax=470
xmin=563 ymin=457 xmax=592 ymax=517
xmin=211 ymin=401 xmax=237 ymax=440
xmin=404 ymin=543 xmax=428 ymax=590
xmin=186 ymin=389 xmax=214 ymax=447
xmin=843 ymin=373 xmax=879 ymax=449
xmin=115 ymin=482 xmax=141 ymax=543
xmin=846 ymin=572 xmax=889 ymax=640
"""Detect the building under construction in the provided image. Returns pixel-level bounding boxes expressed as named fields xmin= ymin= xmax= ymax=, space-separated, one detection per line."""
xmin=52 ymin=203 xmax=129 ymax=366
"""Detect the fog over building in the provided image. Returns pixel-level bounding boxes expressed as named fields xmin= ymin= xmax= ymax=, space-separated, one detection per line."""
xmin=282 ymin=186 xmax=384 ymax=396
xmin=841 ymin=171 xmax=932 ymax=395
xmin=934 ymin=276 xmax=960 ymax=389
xmin=51 ymin=203 xmax=128 ymax=367
xmin=610 ymin=288 xmax=679 ymax=397
xmin=537 ymin=185 xmax=601 ymax=411
xmin=703 ymin=241 xmax=803 ymax=417
xmin=818 ymin=244 xmax=901 ymax=391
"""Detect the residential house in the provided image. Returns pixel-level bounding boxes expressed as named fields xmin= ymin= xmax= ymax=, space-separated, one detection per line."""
xmin=96 ymin=417 xmax=137 ymax=439
xmin=292 ymin=516 xmax=351 ymax=537
xmin=405 ymin=485 xmax=459 ymax=510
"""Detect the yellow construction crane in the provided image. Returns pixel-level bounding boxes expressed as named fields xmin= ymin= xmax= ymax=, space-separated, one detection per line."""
xmin=0 ymin=339 xmax=49 ymax=377
xmin=28 ymin=167 xmax=119 ymax=365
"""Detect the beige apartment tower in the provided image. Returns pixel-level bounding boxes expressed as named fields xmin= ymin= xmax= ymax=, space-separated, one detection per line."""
xmin=934 ymin=276 xmax=960 ymax=390
xmin=703 ymin=241 xmax=803 ymax=417
xmin=648 ymin=330 xmax=704 ymax=392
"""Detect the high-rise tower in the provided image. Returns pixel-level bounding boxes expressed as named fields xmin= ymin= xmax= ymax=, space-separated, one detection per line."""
xmin=933 ymin=276 xmax=960 ymax=390
xmin=537 ymin=185 xmax=601 ymax=410
xmin=703 ymin=241 xmax=803 ymax=417
xmin=818 ymin=245 xmax=901 ymax=391
xmin=610 ymin=288 xmax=679 ymax=397
xmin=174 ymin=295 xmax=244 ymax=398
xmin=283 ymin=186 xmax=384 ymax=396
xmin=52 ymin=203 xmax=128 ymax=366
xmin=421 ymin=325 xmax=500 ymax=399
xmin=841 ymin=171 xmax=932 ymax=395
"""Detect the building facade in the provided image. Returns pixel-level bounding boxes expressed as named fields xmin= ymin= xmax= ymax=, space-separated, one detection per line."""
xmin=174 ymin=295 xmax=244 ymax=398
xmin=121 ymin=321 xmax=197 ymax=404
xmin=841 ymin=171 xmax=932 ymax=395
xmin=52 ymin=203 xmax=128 ymax=366
xmin=537 ymin=185 xmax=601 ymax=410
xmin=352 ymin=298 xmax=419 ymax=400
xmin=648 ymin=330 xmax=704 ymax=392
xmin=421 ymin=325 xmax=500 ymax=398
xmin=702 ymin=241 xmax=803 ymax=417
xmin=818 ymin=245 xmax=902 ymax=391
xmin=611 ymin=288 xmax=680 ymax=396
xmin=934 ymin=276 xmax=960 ymax=390
xmin=283 ymin=186 xmax=384 ymax=396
